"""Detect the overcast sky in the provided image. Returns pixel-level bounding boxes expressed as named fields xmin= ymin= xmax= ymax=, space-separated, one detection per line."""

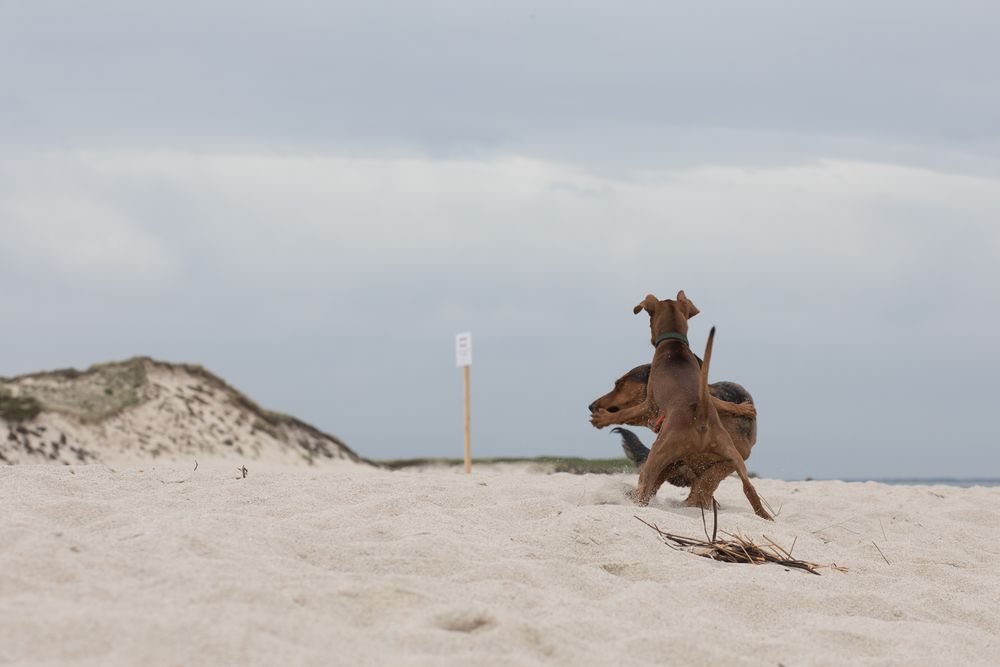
xmin=2 ymin=1 xmax=999 ymax=479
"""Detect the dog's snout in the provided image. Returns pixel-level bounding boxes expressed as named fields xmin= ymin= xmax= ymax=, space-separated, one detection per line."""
xmin=589 ymin=400 xmax=621 ymax=414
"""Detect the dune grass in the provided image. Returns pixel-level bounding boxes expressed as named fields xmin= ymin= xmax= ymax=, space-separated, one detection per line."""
xmin=0 ymin=389 xmax=43 ymax=422
xmin=378 ymin=456 xmax=637 ymax=474
xmin=1 ymin=358 xmax=148 ymax=423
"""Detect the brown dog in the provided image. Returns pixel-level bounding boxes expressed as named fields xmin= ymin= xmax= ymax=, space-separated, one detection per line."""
xmin=589 ymin=364 xmax=757 ymax=436
xmin=589 ymin=366 xmax=757 ymax=492
xmin=616 ymin=292 xmax=771 ymax=519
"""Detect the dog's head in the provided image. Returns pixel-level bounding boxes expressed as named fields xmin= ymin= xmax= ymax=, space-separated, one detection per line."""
xmin=588 ymin=364 xmax=650 ymax=421
xmin=633 ymin=291 xmax=699 ymax=345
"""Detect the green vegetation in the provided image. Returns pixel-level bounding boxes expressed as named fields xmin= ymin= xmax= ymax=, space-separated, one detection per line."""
xmin=0 ymin=389 xmax=42 ymax=421
xmin=378 ymin=456 xmax=638 ymax=474
xmin=380 ymin=457 xmax=759 ymax=478
xmin=0 ymin=357 xmax=149 ymax=423
xmin=37 ymin=359 xmax=146 ymax=422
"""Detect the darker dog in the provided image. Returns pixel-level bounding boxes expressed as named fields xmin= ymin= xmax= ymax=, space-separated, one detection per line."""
xmin=590 ymin=367 xmax=756 ymax=479
xmin=611 ymin=292 xmax=771 ymax=518
xmin=589 ymin=364 xmax=756 ymax=444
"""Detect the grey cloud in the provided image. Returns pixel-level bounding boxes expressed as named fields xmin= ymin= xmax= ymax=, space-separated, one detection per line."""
xmin=2 ymin=1 xmax=999 ymax=169
xmin=2 ymin=2 xmax=1000 ymax=479
xmin=2 ymin=149 xmax=999 ymax=478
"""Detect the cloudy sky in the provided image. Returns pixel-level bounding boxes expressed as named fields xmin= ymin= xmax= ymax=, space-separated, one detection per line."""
xmin=2 ymin=1 xmax=999 ymax=479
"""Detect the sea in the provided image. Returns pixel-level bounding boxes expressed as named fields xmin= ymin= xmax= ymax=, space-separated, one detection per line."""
xmin=816 ymin=478 xmax=1000 ymax=488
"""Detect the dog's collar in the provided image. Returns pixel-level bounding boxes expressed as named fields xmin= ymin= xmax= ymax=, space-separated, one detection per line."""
xmin=650 ymin=414 xmax=666 ymax=433
xmin=654 ymin=332 xmax=689 ymax=347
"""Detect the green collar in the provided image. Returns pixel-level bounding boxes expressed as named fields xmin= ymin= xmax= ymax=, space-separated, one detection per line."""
xmin=654 ymin=332 xmax=689 ymax=347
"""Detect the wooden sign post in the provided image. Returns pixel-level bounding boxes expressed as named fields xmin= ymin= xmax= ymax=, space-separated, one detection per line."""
xmin=455 ymin=332 xmax=472 ymax=474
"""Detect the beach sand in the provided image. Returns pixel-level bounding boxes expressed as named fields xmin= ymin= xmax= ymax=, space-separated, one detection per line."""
xmin=2 ymin=463 xmax=998 ymax=666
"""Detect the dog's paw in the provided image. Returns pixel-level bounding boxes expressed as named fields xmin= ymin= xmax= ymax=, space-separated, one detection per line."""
xmin=589 ymin=412 xmax=616 ymax=429
xmin=625 ymin=487 xmax=649 ymax=506
xmin=682 ymin=495 xmax=714 ymax=510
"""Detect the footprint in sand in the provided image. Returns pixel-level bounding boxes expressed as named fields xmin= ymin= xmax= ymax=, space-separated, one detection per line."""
xmin=435 ymin=611 xmax=496 ymax=633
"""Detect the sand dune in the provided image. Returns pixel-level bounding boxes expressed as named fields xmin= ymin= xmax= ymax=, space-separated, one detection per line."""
xmin=2 ymin=464 xmax=998 ymax=666
xmin=1 ymin=358 xmax=365 ymax=467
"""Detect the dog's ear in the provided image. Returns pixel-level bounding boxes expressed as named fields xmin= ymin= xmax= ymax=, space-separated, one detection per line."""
xmin=633 ymin=294 xmax=659 ymax=315
xmin=676 ymin=290 xmax=700 ymax=318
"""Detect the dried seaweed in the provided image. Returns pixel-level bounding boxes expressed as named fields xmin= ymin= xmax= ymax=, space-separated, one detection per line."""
xmin=636 ymin=512 xmax=847 ymax=576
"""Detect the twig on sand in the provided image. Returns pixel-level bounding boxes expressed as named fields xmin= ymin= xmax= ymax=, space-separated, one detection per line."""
xmin=872 ymin=541 xmax=891 ymax=565
xmin=237 ymin=465 xmax=247 ymax=479
xmin=762 ymin=534 xmax=794 ymax=560
xmin=761 ymin=495 xmax=782 ymax=518
xmin=811 ymin=517 xmax=860 ymax=535
xmin=194 ymin=459 xmax=199 ymax=472
xmin=699 ymin=500 xmax=720 ymax=543
xmin=635 ymin=515 xmax=847 ymax=575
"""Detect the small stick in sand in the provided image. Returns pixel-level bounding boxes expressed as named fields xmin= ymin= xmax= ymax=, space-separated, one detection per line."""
xmin=699 ymin=499 xmax=721 ymax=543
xmin=237 ymin=465 xmax=247 ymax=479
xmin=762 ymin=534 xmax=794 ymax=560
xmin=761 ymin=496 xmax=782 ymax=518
xmin=812 ymin=517 xmax=859 ymax=535
xmin=194 ymin=459 xmax=199 ymax=472
xmin=872 ymin=541 xmax=891 ymax=565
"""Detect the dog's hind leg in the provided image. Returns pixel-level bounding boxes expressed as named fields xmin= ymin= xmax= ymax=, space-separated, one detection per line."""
xmin=631 ymin=440 xmax=667 ymax=505
xmin=631 ymin=431 xmax=685 ymax=505
xmin=723 ymin=444 xmax=772 ymax=520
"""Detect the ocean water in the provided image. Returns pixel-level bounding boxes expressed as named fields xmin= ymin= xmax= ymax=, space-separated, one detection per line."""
xmin=819 ymin=478 xmax=1000 ymax=488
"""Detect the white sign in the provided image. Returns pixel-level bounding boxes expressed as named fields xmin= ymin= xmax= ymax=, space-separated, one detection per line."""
xmin=455 ymin=332 xmax=472 ymax=367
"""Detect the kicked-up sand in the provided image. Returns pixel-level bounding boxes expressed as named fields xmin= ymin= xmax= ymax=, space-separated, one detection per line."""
xmin=1 ymin=463 xmax=998 ymax=666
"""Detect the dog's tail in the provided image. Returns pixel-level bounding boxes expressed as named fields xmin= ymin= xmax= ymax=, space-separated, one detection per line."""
xmin=611 ymin=427 xmax=649 ymax=467
xmin=695 ymin=326 xmax=716 ymax=430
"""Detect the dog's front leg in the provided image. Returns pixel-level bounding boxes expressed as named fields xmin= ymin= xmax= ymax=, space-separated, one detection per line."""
xmin=711 ymin=397 xmax=757 ymax=420
xmin=590 ymin=400 xmax=655 ymax=429
xmin=721 ymin=441 xmax=772 ymax=520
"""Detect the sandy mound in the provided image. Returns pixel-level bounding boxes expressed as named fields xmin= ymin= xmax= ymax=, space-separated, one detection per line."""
xmin=1 ymin=465 xmax=997 ymax=666
xmin=1 ymin=357 xmax=365 ymax=467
